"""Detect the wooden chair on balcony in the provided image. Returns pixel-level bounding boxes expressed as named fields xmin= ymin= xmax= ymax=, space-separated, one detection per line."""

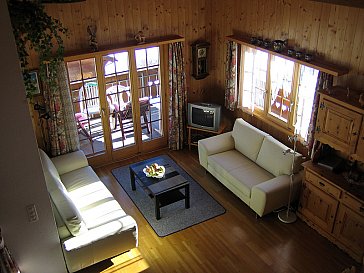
xmin=113 ymin=97 xmax=151 ymax=140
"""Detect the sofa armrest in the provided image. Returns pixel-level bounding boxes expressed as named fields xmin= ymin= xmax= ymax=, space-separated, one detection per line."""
xmin=250 ymin=171 xmax=303 ymax=217
xmin=51 ymin=150 xmax=89 ymax=175
xmin=198 ymin=132 xmax=234 ymax=169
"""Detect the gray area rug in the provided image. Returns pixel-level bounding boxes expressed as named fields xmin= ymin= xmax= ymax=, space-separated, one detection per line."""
xmin=111 ymin=155 xmax=226 ymax=237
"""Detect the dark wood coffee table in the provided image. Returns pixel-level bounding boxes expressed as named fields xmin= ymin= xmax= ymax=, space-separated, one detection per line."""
xmin=129 ymin=157 xmax=190 ymax=220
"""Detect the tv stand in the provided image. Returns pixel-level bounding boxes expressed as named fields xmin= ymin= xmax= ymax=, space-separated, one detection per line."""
xmin=187 ymin=121 xmax=226 ymax=150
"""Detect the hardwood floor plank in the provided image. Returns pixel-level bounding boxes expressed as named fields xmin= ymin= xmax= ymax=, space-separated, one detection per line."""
xmin=81 ymin=148 xmax=360 ymax=273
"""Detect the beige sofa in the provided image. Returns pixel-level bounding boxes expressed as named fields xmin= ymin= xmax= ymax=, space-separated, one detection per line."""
xmin=198 ymin=118 xmax=303 ymax=217
xmin=39 ymin=149 xmax=138 ymax=272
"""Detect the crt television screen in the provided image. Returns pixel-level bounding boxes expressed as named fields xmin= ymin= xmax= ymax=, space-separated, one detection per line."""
xmin=192 ymin=107 xmax=214 ymax=127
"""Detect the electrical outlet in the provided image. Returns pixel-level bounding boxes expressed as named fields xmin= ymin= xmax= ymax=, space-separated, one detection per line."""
xmin=26 ymin=204 xmax=39 ymax=223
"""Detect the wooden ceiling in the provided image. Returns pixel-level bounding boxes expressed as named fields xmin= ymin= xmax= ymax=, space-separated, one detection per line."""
xmin=309 ymin=0 xmax=364 ymax=8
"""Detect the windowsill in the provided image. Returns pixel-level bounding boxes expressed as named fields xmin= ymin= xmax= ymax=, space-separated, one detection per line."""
xmin=238 ymin=107 xmax=294 ymax=137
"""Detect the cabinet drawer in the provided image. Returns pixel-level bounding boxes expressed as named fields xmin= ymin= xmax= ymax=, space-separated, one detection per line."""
xmin=305 ymin=170 xmax=341 ymax=199
xmin=342 ymin=193 xmax=364 ymax=216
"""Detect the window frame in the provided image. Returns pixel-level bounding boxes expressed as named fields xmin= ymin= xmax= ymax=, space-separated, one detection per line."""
xmin=238 ymin=46 xmax=317 ymax=138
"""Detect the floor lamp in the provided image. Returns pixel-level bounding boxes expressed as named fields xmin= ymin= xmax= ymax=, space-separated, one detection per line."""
xmin=278 ymin=133 xmax=298 ymax=224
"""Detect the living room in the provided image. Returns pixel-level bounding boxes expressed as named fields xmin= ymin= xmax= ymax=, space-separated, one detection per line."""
xmin=0 ymin=0 xmax=363 ymax=273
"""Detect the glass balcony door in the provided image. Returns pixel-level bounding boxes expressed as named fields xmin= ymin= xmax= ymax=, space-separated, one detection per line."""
xmin=66 ymin=45 xmax=168 ymax=164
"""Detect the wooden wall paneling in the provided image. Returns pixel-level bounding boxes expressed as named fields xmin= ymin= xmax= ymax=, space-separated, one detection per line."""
xmin=131 ymin=1 xmax=142 ymax=39
xmin=293 ymin=1 xmax=305 ymax=49
xmin=177 ymin=1 xmax=186 ymax=37
xmin=274 ymin=0 xmax=284 ymax=40
xmin=106 ymin=0 xmax=118 ymax=45
xmin=115 ymin=0 xmax=127 ymax=43
xmin=287 ymin=0 xmax=300 ymax=48
xmin=140 ymin=0 xmax=150 ymax=36
xmin=170 ymin=0 xmax=178 ymax=35
xmin=339 ymin=8 xmax=359 ymax=69
xmin=308 ymin=2 xmax=322 ymax=53
xmin=147 ymin=0 xmax=157 ymax=38
xmin=73 ymin=3 xmax=85 ymax=50
xmin=123 ymin=0 xmax=134 ymax=40
xmin=300 ymin=0 xmax=314 ymax=50
xmin=281 ymin=0 xmax=291 ymax=41
xmin=97 ymin=0 xmax=111 ymax=47
xmin=164 ymin=0 xmax=172 ymax=36
xmin=347 ymin=10 xmax=364 ymax=85
xmin=155 ymin=0 xmax=164 ymax=37
xmin=325 ymin=5 xmax=340 ymax=63
xmin=332 ymin=6 xmax=350 ymax=64
xmin=315 ymin=3 xmax=330 ymax=58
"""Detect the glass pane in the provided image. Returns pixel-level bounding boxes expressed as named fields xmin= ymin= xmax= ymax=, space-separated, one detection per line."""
xmin=104 ymin=52 xmax=129 ymax=75
xmin=241 ymin=47 xmax=268 ymax=111
xmin=269 ymin=56 xmax=294 ymax=122
xmin=67 ymin=61 xmax=82 ymax=82
xmin=135 ymin=49 xmax=147 ymax=69
xmin=135 ymin=46 xmax=162 ymax=142
xmin=66 ymin=58 xmax=106 ymax=157
xmin=295 ymin=66 xmax=319 ymax=141
xmin=103 ymin=51 xmax=135 ymax=149
xmin=81 ymin=58 xmax=97 ymax=79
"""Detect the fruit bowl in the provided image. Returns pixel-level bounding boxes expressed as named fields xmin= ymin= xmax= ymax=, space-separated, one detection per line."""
xmin=143 ymin=163 xmax=165 ymax=178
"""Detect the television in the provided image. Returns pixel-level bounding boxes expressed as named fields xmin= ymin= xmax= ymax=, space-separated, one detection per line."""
xmin=188 ymin=102 xmax=221 ymax=131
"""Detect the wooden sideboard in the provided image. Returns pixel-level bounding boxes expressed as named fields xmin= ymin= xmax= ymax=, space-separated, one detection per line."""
xmin=298 ymin=161 xmax=364 ymax=262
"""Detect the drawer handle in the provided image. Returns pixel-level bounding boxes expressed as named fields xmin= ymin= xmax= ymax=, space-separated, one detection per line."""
xmin=319 ymin=181 xmax=325 ymax=187
xmin=360 ymin=207 xmax=364 ymax=213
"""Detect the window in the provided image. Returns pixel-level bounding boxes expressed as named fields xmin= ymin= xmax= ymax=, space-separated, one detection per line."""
xmin=239 ymin=45 xmax=319 ymax=142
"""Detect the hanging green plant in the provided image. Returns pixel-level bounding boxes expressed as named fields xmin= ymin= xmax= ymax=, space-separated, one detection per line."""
xmin=7 ymin=0 xmax=68 ymax=98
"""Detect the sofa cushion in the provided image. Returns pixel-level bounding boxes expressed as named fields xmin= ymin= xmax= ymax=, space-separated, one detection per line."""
xmin=48 ymin=176 xmax=88 ymax=236
xmin=232 ymin=118 xmax=269 ymax=162
xmin=61 ymin=167 xmax=128 ymax=229
xmin=208 ymin=150 xmax=274 ymax=197
xmin=256 ymin=136 xmax=302 ymax=177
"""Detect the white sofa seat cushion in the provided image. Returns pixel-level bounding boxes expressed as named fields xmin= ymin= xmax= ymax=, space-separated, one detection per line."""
xmin=208 ymin=150 xmax=274 ymax=197
xmin=256 ymin=136 xmax=303 ymax=177
xmin=232 ymin=118 xmax=269 ymax=162
xmin=61 ymin=167 xmax=128 ymax=229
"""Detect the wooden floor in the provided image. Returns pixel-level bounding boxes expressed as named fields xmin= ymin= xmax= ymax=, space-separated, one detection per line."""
xmin=79 ymin=148 xmax=361 ymax=273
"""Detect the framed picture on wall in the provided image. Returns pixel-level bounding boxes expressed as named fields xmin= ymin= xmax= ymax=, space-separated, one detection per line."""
xmin=28 ymin=71 xmax=41 ymax=95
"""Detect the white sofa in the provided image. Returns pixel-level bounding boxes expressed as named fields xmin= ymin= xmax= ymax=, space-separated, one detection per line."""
xmin=198 ymin=118 xmax=303 ymax=217
xmin=39 ymin=149 xmax=138 ymax=272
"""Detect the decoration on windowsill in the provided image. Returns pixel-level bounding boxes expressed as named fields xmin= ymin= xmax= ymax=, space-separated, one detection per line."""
xmin=87 ymin=21 xmax=98 ymax=52
xmin=134 ymin=31 xmax=146 ymax=44
xmin=249 ymin=35 xmax=315 ymax=63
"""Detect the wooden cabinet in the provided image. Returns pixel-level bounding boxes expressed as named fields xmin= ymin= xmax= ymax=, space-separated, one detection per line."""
xmin=334 ymin=203 xmax=364 ymax=259
xmin=315 ymin=93 xmax=362 ymax=155
xmin=300 ymin=179 xmax=338 ymax=233
xmin=298 ymin=161 xmax=364 ymax=262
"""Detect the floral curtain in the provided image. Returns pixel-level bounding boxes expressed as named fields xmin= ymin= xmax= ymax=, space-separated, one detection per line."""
xmin=43 ymin=61 xmax=80 ymax=156
xmin=306 ymin=71 xmax=333 ymax=155
xmin=0 ymin=229 xmax=20 ymax=273
xmin=168 ymin=42 xmax=187 ymax=150
xmin=225 ymin=41 xmax=239 ymax=111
